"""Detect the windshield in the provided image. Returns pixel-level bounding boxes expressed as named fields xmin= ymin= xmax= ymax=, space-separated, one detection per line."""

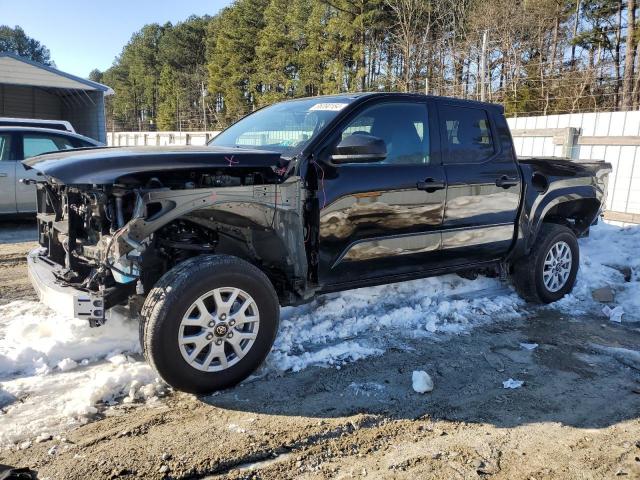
xmin=208 ymin=98 xmax=350 ymax=157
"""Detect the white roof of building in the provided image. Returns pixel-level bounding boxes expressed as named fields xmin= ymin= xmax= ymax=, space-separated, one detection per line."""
xmin=0 ymin=53 xmax=113 ymax=94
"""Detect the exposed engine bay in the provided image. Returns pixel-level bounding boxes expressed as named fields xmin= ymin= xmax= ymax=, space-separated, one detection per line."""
xmin=34 ymin=165 xmax=306 ymax=326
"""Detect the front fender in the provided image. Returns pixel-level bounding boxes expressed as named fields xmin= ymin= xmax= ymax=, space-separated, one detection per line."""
xmin=118 ymin=177 xmax=307 ymax=281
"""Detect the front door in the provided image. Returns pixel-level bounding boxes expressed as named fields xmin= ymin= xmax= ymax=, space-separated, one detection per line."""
xmin=316 ymin=100 xmax=446 ymax=287
xmin=0 ymin=133 xmax=16 ymax=214
xmin=437 ymin=102 xmax=521 ymax=265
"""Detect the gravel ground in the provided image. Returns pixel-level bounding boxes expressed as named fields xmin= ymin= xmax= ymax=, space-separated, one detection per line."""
xmin=1 ymin=220 xmax=639 ymax=479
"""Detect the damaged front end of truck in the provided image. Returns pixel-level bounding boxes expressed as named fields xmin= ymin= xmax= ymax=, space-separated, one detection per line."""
xmin=25 ymin=146 xmax=308 ymax=327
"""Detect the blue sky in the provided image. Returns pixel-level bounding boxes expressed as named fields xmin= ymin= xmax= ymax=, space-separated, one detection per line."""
xmin=0 ymin=0 xmax=233 ymax=78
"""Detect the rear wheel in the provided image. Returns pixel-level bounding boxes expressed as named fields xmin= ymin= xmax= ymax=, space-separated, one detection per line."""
xmin=140 ymin=255 xmax=280 ymax=394
xmin=511 ymin=223 xmax=579 ymax=304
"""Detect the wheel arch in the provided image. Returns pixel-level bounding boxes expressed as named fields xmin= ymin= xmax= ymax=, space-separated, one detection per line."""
xmin=541 ymin=197 xmax=601 ymax=233
xmin=121 ymin=183 xmax=307 ymax=305
xmin=157 ymin=209 xmax=306 ymax=305
xmin=526 ymin=185 xmax=601 ymax=252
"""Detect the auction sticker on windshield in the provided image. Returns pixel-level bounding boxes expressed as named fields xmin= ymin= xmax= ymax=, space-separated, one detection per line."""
xmin=309 ymin=103 xmax=348 ymax=111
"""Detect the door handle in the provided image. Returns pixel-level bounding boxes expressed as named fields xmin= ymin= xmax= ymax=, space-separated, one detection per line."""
xmin=417 ymin=178 xmax=446 ymax=192
xmin=0 ymin=173 xmax=7 ymax=177
xmin=495 ymin=175 xmax=519 ymax=188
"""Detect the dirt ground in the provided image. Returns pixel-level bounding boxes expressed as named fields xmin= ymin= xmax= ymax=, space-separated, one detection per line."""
xmin=1 ymin=220 xmax=640 ymax=479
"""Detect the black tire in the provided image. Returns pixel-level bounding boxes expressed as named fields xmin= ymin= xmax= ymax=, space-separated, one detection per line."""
xmin=511 ymin=223 xmax=579 ymax=304
xmin=140 ymin=254 xmax=280 ymax=394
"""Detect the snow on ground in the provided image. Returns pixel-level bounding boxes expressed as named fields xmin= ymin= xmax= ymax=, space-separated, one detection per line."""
xmin=1 ymin=222 xmax=638 ymax=446
xmin=269 ymin=274 xmax=525 ymax=372
xmin=0 ymin=306 xmax=166 ymax=445
xmin=553 ymin=222 xmax=640 ymax=319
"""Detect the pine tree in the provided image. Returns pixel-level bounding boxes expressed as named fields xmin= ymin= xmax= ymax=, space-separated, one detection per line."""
xmin=299 ymin=1 xmax=329 ymax=96
xmin=319 ymin=0 xmax=385 ymax=92
xmin=255 ymin=0 xmax=298 ymax=105
xmin=157 ymin=65 xmax=179 ymax=130
xmin=208 ymin=0 xmax=269 ymax=125
xmin=97 ymin=0 xmax=640 ymax=128
xmin=0 ymin=25 xmax=53 ymax=65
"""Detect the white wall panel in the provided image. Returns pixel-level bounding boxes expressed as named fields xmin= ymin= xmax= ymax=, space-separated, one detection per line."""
xmin=508 ymin=111 xmax=640 ymax=218
xmin=568 ymin=113 xmax=585 ymax=131
xmin=546 ymin=114 xmax=560 ymax=128
xmin=611 ymin=145 xmax=636 ymax=211
xmin=532 ymin=137 xmax=545 ymax=155
xmin=580 ymin=113 xmax=597 ymax=136
xmin=557 ymin=114 xmax=570 ymax=128
xmin=553 ymin=144 xmax=564 ymax=157
xmin=512 ymin=136 xmax=524 ymax=153
xmin=607 ymin=112 xmax=625 ymax=136
xmin=542 ymin=137 xmax=555 ymax=156
xmin=623 ymin=111 xmax=640 ymax=135
xmin=521 ymin=136 xmax=535 ymax=156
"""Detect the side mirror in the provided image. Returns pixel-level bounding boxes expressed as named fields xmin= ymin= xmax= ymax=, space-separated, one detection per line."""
xmin=331 ymin=134 xmax=387 ymax=164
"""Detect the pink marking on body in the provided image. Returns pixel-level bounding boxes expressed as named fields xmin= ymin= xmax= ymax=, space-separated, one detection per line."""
xmin=225 ymin=155 xmax=239 ymax=166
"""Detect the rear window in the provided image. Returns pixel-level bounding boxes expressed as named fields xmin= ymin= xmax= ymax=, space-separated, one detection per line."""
xmin=440 ymin=105 xmax=495 ymax=164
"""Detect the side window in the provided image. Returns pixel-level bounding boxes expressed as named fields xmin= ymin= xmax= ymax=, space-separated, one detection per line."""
xmin=440 ymin=105 xmax=495 ymax=164
xmin=339 ymin=102 xmax=430 ymax=165
xmin=23 ymin=134 xmax=75 ymax=158
xmin=0 ymin=134 xmax=12 ymax=161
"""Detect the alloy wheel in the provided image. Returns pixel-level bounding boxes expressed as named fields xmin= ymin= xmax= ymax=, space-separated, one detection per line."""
xmin=177 ymin=287 xmax=260 ymax=372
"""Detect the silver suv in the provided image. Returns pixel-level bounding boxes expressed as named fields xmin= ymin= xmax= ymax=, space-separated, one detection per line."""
xmin=0 ymin=127 xmax=102 ymax=214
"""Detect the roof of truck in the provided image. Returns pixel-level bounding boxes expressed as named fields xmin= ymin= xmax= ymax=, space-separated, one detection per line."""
xmin=277 ymin=91 xmax=504 ymax=112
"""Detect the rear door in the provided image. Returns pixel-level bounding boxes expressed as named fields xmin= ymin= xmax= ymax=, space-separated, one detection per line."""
xmin=0 ymin=132 xmax=17 ymax=214
xmin=437 ymin=102 xmax=521 ymax=264
xmin=16 ymin=132 xmax=78 ymax=213
xmin=317 ymin=99 xmax=447 ymax=287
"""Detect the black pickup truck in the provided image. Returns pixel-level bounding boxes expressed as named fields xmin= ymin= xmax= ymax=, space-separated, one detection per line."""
xmin=25 ymin=93 xmax=610 ymax=393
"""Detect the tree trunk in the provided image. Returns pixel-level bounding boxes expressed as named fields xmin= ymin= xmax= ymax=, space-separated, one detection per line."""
xmin=550 ymin=13 xmax=559 ymax=74
xmin=404 ymin=37 xmax=411 ymax=92
xmin=359 ymin=1 xmax=366 ymax=91
xmin=634 ymin=37 xmax=640 ymax=107
xmin=622 ymin=0 xmax=637 ymax=110
xmin=571 ymin=0 xmax=581 ymax=65
xmin=614 ymin=0 xmax=624 ymax=108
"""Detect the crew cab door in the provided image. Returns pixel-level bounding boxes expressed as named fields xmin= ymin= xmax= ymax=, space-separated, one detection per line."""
xmin=437 ymin=101 xmax=521 ymax=264
xmin=0 ymin=132 xmax=17 ymax=214
xmin=316 ymin=99 xmax=446 ymax=287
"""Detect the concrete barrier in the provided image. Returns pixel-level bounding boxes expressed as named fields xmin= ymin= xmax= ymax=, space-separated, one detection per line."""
xmin=107 ymin=131 xmax=220 ymax=147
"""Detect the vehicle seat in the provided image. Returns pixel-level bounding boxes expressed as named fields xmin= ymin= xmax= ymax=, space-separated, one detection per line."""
xmin=371 ymin=116 xmax=424 ymax=164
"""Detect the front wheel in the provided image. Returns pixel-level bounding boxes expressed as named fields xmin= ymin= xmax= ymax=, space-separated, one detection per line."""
xmin=511 ymin=223 xmax=579 ymax=304
xmin=140 ymin=255 xmax=280 ymax=394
